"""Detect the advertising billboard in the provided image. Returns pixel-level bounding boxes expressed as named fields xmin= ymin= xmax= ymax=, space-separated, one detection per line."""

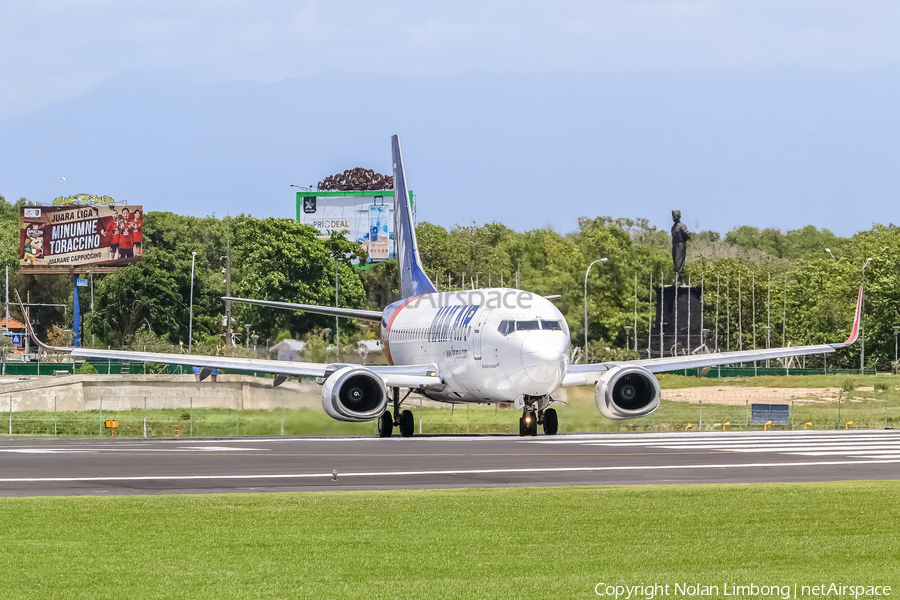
xmin=297 ymin=192 xmax=402 ymax=261
xmin=20 ymin=205 xmax=144 ymax=268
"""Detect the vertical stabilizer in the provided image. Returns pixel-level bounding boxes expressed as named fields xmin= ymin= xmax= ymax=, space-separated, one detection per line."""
xmin=392 ymin=135 xmax=437 ymax=298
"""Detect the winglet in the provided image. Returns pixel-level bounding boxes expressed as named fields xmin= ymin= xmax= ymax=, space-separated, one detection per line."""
xmin=14 ymin=290 xmax=70 ymax=353
xmin=831 ymin=285 xmax=863 ymax=348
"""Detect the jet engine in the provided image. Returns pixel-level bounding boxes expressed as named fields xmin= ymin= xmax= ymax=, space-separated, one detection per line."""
xmin=321 ymin=366 xmax=389 ymax=422
xmin=595 ymin=365 xmax=661 ymax=420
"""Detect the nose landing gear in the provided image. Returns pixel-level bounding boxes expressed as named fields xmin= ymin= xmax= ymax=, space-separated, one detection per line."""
xmin=518 ymin=399 xmax=559 ymax=436
xmin=519 ymin=410 xmax=538 ymax=436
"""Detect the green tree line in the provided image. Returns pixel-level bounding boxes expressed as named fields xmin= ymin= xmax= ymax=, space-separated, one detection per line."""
xmin=3 ymin=192 xmax=898 ymax=370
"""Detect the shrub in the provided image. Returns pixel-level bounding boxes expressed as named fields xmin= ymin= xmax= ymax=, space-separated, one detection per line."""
xmin=75 ymin=361 xmax=98 ymax=375
xmin=841 ymin=378 xmax=857 ymax=392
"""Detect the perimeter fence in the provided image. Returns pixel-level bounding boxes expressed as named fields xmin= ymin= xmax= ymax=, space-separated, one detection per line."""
xmin=1 ymin=360 xmax=897 ymax=437
xmin=3 ymin=394 xmax=898 ymax=438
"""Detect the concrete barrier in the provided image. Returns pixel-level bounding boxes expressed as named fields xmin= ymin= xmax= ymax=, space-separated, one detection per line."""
xmin=0 ymin=374 xmax=323 ymax=412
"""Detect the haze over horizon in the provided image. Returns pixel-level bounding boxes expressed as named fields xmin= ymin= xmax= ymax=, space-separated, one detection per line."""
xmin=2 ymin=2 xmax=899 ymax=236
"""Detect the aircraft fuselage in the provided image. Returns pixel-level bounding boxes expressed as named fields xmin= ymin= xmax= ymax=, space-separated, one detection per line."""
xmin=381 ymin=289 xmax=569 ymax=403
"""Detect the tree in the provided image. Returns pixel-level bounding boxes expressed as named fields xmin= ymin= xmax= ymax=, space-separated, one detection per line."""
xmin=232 ymin=218 xmax=366 ymax=341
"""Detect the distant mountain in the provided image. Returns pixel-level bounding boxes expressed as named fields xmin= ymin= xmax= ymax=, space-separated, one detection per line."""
xmin=2 ymin=67 xmax=899 ymax=234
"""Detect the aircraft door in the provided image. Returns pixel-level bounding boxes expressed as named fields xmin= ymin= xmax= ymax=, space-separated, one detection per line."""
xmin=472 ymin=309 xmax=492 ymax=360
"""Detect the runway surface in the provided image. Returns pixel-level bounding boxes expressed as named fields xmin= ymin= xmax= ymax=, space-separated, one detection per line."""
xmin=1 ymin=430 xmax=899 ymax=496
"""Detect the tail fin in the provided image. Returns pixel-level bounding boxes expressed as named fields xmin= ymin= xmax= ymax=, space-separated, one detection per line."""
xmin=392 ymin=134 xmax=437 ymax=299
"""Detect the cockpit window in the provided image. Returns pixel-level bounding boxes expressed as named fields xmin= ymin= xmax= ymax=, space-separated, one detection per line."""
xmin=499 ymin=319 xmax=562 ymax=334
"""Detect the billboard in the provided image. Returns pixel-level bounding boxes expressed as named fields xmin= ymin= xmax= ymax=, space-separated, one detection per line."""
xmin=20 ymin=205 xmax=144 ymax=268
xmin=297 ymin=192 xmax=400 ymax=261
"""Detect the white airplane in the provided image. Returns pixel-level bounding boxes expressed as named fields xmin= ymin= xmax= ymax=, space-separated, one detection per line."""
xmin=18 ymin=135 xmax=863 ymax=437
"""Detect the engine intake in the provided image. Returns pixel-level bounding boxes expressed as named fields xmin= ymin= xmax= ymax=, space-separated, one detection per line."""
xmin=595 ymin=365 xmax=661 ymax=420
xmin=321 ymin=366 xmax=389 ymax=422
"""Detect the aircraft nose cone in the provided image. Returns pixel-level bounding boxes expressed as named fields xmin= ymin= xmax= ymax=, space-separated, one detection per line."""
xmin=521 ymin=331 xmax=568 ymax=386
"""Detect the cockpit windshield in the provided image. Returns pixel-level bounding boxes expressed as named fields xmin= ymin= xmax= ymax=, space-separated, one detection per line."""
xmin=497 ymin=319 xmax=564 ymax=335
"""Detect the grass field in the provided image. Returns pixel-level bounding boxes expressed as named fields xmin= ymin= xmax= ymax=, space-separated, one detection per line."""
xmin=0 ymin=481 xmax=897 ymax=599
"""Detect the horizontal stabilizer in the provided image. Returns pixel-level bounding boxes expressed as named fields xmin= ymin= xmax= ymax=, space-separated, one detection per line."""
xmin=223 ymin=297 xmax=383 ymax=322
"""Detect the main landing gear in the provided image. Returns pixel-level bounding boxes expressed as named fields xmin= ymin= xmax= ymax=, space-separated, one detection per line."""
xmin=518 ymin=398 xmax=558 ymax=436
xmin=378 ymin=387 xmax=415 ymax=438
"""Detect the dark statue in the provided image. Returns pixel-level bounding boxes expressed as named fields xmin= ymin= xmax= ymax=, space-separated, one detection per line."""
xmin=671 ymin=210 xmax=690 ymax=277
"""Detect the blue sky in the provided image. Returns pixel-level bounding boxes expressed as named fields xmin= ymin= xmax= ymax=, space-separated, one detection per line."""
xmin=2 ymin=1 xmax=900 ymax=235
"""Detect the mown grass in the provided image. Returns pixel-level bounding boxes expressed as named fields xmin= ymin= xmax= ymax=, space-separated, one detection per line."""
xmin=0 ymin=481 xmax=898 ymax=599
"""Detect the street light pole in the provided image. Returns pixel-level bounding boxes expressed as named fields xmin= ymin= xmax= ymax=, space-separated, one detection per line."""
xmin=583 ymin=258 xmax=608 ymax=363
xmin=624 ymin=326 xmax=632 ymax=352
xmin=188 ymin=251 xmax=197 ymax=355
xmin=861 ymin=257 xmax=873 ymax=375
xmin=893 ymin=326 xmax=899 ymax=372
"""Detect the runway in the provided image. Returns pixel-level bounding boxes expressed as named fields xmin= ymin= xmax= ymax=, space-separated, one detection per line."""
xmin=1 ymin=430 xmax=899 ymax=496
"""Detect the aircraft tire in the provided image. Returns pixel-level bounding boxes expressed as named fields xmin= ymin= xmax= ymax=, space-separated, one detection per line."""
xmin=518 ymin=415 xmax=526 ymax=436
xmin=377 ymin=411 xmax=393 ymax=438
xmin=399 ymin=409 xmax=415 ymax=437
xmin=543 ymin=408 xmax=558 ymax=436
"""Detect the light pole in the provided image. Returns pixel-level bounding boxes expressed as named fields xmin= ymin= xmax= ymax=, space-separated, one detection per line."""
xmin=624 ymin=326 xmax=632 ymax=352
xmin=251 ymin=333 xmax=259 ymax=355
xmin=825 ymin=248 xmax=837 ymax=261
xmin=188 ymin=251 xmax=197 ymax=354
xmin=583 ymin=258 xmax=608 ymax=363
xmin=893 ymin=326 xmax=899 ymax=373
xmin=244 ymin=324 xmax=251 ymax=348
xmin=861 ymin=257 xmax=873 ymax=374
xmin=763 ymin=325 xmax=771 ymax=369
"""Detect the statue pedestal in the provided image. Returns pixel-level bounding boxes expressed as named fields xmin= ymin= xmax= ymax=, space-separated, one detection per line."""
xmin=649 ymin=284 xmax=704 ymax=359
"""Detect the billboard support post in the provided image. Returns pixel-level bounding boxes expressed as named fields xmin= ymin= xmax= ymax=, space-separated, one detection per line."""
xmin=73 ymin=272 xmax=80 ymax=348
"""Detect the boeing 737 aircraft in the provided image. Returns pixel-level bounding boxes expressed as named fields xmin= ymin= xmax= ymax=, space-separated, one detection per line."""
xmin=18 ymin=135 xmax=863 ymax=437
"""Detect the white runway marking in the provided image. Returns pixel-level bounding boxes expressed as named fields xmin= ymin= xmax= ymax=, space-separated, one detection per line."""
xmin=0 ymin=449 xmax=95 ymax=454
xmin=0 ymin=447 xmax=265 ymax=453
xmin=0 ymin=458 xmax=898 ymax=484
xmin=541 ymin=431 xmax=900 ymax=460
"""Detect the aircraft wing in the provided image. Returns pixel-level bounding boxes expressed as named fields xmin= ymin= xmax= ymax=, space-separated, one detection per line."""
xmin=223 ymin=296 xmax=383 ymax=322
xmin=16 ymin=292 xmax=440 ymax=389
xmin=562 ymin=285 xmax=863 ymax=386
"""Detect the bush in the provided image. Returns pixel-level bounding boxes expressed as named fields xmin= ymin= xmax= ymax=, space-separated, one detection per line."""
xmin=874 ymin=381 xmax=889 ymax=392
xmin=841 ymin=378 xmax=857 ymax=392
xmin=74 ymin=361 xmax=98 ymax=375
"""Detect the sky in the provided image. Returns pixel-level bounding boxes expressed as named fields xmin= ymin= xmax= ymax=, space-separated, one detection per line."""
xmin=2 ymin=1 xmax=900 ymax=235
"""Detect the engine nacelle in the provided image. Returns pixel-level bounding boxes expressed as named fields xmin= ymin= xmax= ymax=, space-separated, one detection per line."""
xmin=595 ymin=365 xmax=661 ymax=420
xmin=321 ymin=366 xmax=389 ymax=422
